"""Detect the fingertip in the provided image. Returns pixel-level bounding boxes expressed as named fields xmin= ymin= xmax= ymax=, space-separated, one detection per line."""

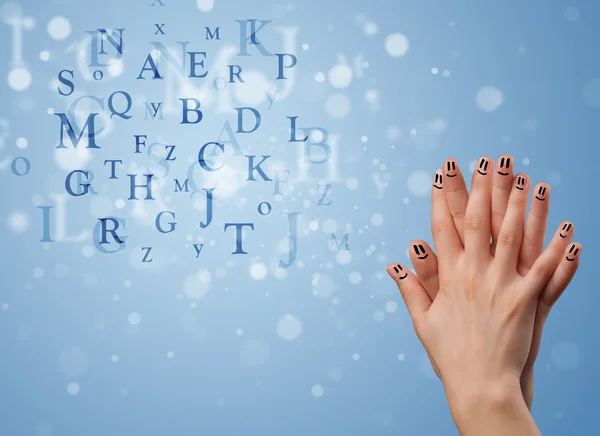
xmin=556 ymin=220 xmax=574 ymax=240
xmin=533 ymin=182 xmax=550 ymax=202
xmin=474 ymin=156 xmax=493 ymax=177
xmin=433 ymin=169 xmax=444 ymax=191
xmin=444 ymin=158 xmax=459 ymax=175
xmin=513 ymin=173 xmax=530 ymax=192
xmin=387 ymin=263 xmax=409 ymax=281
xmin=565 ymin=242 xmax=582 ymax=263
xmin=496 ymin=154 xmax=514 ymax=176
xmin=410 ymin=240 xmax=432 ymax=261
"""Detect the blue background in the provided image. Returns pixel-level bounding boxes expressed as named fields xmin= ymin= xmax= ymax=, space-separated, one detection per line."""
xmin=0 ymin=0 xmax=598 ymax=435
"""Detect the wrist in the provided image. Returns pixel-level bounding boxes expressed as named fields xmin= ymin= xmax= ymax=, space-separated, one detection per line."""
xmin=446 ymin=376 xmax=540 ymax=436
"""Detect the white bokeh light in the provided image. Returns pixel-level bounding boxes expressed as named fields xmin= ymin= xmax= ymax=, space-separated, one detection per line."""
xmin=47 ymin=16 xmax=71 ymax=40
xmin=7 ymin=211 xmax=29 ymax=233
xmin=128 ymin=312 xmax=141 ymax=325
xmin=276 ymin=314 xmax=302 ymax=341
xmin=249 ymin=262 xmax=268 ymax=280
xmin=8 ymin=67 xmax=32 ymax=91
xmin=66 ymin=382 xmax=80 ymax=396
xmin=328 ymin=64 xmax=352 ymax=88
xmin=407 ymin=170 xmax=432 ymax=196
xmin=385 ymin=33 xmax=409 ymax=57
xmin=325 ymin=93 xmax=351 ymax=118
xmin=311 ymin=384 xmax=325 ymax=398
xmin=184 ymin=270 xmax=212 ymax=299
xmin=197 ymin=0 xmax=215 ymax=12
xmin=476 ymin=86 xmax=504 ymax=112
xmin=370 ymin=213 xmax=384 ymax=226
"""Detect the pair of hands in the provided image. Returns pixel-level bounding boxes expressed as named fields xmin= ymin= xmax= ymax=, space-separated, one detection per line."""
xmin=387 ymin=155 xmax=581 ymax=435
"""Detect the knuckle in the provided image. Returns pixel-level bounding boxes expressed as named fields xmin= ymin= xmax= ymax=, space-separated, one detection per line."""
xmin=464 ymin=215 xmax=482 ymax=231
xmin=491 ymin=210 xmax=506 ymax=224
xmin=497 ymin=231 xmax=518 ymax=248
xmin=451 ymin=209 xmax=466 ymax=221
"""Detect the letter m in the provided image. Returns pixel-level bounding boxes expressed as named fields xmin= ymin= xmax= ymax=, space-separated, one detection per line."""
xmin=174 ymin=178 xmax=190 ymax=193
xmin=55 ymin=113 xmax=100 ymax=149
xmin=205 ymin=27 xmax=220 ymax=40
xmin=329 ymin=233 xmax=350 ymax=251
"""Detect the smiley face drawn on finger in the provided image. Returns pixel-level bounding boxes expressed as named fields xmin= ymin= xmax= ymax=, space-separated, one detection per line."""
xmin=497 ymin=156 xmax=511 ymax=176
xmin=393 ymin=264 xmax=408 ymax=279
xmin=535 ymin=185 xmax=547 ymax=201
xmin=516 ymin=176 xmax=526 ymax=191
xmin=446 ymin=160 xmax=457 ymax=178
xmin=477 ymin=158 xmax=489 ymax=175
xmin=433 ymin=173 xmax=443 ymax=189
xmin=560 ymin=223 xmax=572 ymax=238
xmin=566 ymin=244 xmax=579 ymax=261
xmin=413 ymin=244 xmax=429 ymax=260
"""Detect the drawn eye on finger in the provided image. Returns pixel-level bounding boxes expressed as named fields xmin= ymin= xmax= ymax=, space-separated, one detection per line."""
xmin=413 ymin=244 xmax=429 ymax=260
xmin=445 ymin=160 xmax=457 ymax=178
xmin=393 ymin=264 xmax=408 ymax=279
xmin=515 ymin=175 xmax=527 ymax=191
xmin=560 ymin=222 xmax=572 ymax=239
xmin=476 ymin=158 xmax=489 ymax=176
xmin=433 ymin=173 xmax=443 ymax=189
xmin=497 ymin=156 xmax=511 ymax=176
xmin=566 ymin=244 xmax=580 ymax=262
xmin=535 ymin=185 xmax=547 ymax=201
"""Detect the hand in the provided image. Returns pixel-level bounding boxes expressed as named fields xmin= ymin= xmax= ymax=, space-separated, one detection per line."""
xmin=406 ymin=156 xmax=581 ymax=409
xmin=387 ymin=156 xmax=581 ymax=434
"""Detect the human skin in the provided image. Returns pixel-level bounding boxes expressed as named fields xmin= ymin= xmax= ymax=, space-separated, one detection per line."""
xmin=408 ymin=155 xmax=580 ymax=410
xmin=387 ymin=156 xmax=581 ymax=434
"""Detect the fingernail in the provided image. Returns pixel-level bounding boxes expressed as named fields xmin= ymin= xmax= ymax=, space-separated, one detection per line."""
xmin=476 ymin=157 xmax=490 ymax=176
xmin=515 ymin=174 xmax=528 ymax=191
xmin=433 ymin=170 xmax=443 ymax=190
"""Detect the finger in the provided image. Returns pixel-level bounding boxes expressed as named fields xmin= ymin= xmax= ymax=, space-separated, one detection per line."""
xmin=443 ymin=158 xmax=468 ymax=245
xmin=538 ymin=242 xmax=582 ymax=310
xmin=493 ymin=173 xmax=530 ymax=272
xmin=431 ymin=169 xmax=462 ymax=265
xmin=522 ymin=238 xmax=579 ymax=384
xmin=464 ymin=156 xmax=493 ymax=262
xmin=518 ymin=183 xmax=551 ymax=275
xmin=386 ymin=263 xmax=431 ymax=321
xmin=409 ymin=240 xmax=439 ymax=301
xmin=524 ymin=221 xmax=575 ymax=293
xmin=491 ymin=154 xmax=515 ymax=255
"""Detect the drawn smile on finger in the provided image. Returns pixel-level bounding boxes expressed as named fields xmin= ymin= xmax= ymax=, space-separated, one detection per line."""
xmin=535 ymin=185 xmax=547 ymax=201
xmin=413 ymin=244 xmax=428 ymax=260
xmin=445 ymin=160 xmax=457 ymax=177
xmin=560 ymin=223 xmax=572 ymax=238
xmin=477 ymin=158 xmax=489 ymax=175
xmin=497 ymin=156 xmax=511 ymax=176
xmin=516 ymin=176 xmax=526 ymax=191
xmin=433 ymin=173 xmax=443 ymax=189
xmin=566 ymin=244 xmax=579 ymax=262
xmin=393 ymin=264 xmax=408 ymax=279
